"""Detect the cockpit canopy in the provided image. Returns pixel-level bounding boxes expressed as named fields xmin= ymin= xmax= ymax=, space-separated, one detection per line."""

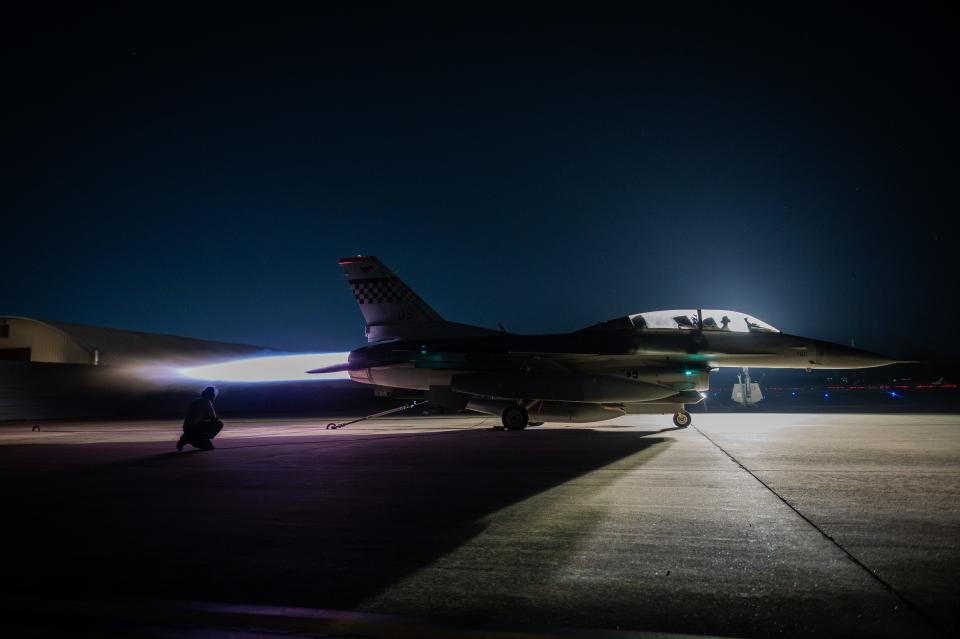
xmin=629 ymin=309 xmax=780 ymax=333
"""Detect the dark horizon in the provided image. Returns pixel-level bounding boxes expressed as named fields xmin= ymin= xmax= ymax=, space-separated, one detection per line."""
xmin=3 ymin=7 xmax=954 ymax=357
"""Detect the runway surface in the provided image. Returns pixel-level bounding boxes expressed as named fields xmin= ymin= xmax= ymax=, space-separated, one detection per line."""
xmin=1 ymin=413 xmax=958 ymax=638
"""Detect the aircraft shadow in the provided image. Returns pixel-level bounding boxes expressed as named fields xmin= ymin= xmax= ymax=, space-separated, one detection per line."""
xmin=1 ymin=428 xmax=672 ymax=611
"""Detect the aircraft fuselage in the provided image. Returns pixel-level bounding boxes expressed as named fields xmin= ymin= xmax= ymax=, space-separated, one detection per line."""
xmin=320 ymin=256 xmax=904 ymax=429
xmin=345 ymin=327 xmax=897 ymax=392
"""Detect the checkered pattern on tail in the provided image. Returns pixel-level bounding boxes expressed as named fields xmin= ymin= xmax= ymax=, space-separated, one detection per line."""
xmin=349 ymin=277 xmax=420 ymax=305
xmin=338 ymin=256 xmax=443 ymax=338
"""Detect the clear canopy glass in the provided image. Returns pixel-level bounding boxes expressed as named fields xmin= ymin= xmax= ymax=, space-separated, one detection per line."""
xmin=628 ymin=309 xmax=780 ymax=333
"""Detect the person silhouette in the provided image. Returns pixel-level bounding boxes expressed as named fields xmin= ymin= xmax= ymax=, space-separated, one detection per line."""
xmin=177 ymin=386 xmax=224 ymax=451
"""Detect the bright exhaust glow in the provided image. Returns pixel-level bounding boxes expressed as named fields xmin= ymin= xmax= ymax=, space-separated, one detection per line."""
xmin=178 ymin=353 xmax=351 ymax=383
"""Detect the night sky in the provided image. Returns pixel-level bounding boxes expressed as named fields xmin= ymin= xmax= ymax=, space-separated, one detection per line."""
xmin=3 ymin=7 xmax=954 ymax=357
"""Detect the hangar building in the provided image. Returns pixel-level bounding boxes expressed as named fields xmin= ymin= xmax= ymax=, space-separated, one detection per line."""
xmin=0 ymin=316 xmax=367 ymax=421
xmin=0 ymin=316 xmax=269 ymax=365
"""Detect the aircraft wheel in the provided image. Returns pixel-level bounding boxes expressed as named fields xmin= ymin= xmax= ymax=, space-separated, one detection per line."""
xmin=502 ymin=405 xmax=529 ymax=431
xmin=673 ymin=411 xmax=691 ymax=428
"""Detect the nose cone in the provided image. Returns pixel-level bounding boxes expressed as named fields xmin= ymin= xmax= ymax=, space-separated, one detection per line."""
xmin=820 ymin=343 xmax=900 ymax=369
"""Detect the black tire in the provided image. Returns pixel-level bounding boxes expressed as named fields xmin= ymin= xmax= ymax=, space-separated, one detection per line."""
xmin=502 ymin=405 xmax=529 ymax=430
xmin=673 ymin=411 xmax=691 ymax=428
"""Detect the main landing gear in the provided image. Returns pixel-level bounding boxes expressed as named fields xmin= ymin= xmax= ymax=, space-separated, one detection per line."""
xmin=501 ymin=405 xmax=529 ymax=431
xmin=672 ymin=410 xmax=692 ymax=428
xmin=496 ymin=403 xmax=690 ymax=431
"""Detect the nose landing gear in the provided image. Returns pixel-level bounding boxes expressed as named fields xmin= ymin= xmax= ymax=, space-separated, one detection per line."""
xmin=673 ymin=410 xmax=691 ymax=428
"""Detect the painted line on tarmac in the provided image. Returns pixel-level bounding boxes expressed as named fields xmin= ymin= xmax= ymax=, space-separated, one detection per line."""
xmin=691 ymin=425 xmax=945 ymax=638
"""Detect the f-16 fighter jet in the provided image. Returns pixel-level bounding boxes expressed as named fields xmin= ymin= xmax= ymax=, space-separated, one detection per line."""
xmin=311 ymin=256 xmax=905 ymax=430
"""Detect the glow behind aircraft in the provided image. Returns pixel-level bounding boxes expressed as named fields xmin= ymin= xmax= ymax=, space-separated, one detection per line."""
xmin=180 ymin=353 xmax=351 ymax=383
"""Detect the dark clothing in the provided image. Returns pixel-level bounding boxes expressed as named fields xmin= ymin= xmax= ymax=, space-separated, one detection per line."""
xmin=185 ymin=398 xmax=217 ymax=426
xmin=179 ymin=419 xmax=223 ymax=450
xmin=180 ymin=397 xmax=223 ymax=450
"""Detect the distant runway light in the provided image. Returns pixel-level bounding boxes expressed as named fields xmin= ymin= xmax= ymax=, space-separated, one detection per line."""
xmin=178 ymin=353 xmax=351 ymax=382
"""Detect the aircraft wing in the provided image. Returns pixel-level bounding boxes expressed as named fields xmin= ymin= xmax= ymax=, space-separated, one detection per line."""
xmin=512 ymin=350 xmax=779 ymax=364
xmin=626 ymin=351 xmax=782 ymax=368
xmin=413 ymin=352 xmax=601 ymax=372
xmin=631 ymin=351 xmax=779 ymax=359
xmin=506 ymin=352 xmax=609 ymax=360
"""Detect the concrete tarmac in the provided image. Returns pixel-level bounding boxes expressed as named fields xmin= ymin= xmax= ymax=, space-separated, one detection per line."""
xmin=0 ymin=413 xmax=957 ymax=638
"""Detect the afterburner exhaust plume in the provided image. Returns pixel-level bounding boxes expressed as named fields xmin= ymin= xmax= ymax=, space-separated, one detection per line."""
xmin=178 ymin=353 xmax=351 ymax=382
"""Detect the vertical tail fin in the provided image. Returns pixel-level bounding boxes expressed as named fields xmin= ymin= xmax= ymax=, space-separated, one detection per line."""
xmin=339 ymin=256 xmax=444 ymax=341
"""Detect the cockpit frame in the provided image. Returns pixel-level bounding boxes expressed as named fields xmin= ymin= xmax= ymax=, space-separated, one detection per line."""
xmin=629 ymin=309 xmax=780 ymax=334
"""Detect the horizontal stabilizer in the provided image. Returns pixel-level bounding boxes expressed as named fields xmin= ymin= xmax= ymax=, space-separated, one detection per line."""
xmin=307 ymin=362 xmax=353 ymax=374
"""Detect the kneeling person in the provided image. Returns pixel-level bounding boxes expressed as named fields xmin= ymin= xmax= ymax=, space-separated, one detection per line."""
xmin=178 ymin=386 xmax=224 ymax=451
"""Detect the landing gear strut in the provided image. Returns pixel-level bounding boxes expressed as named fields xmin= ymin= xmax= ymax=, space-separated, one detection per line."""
xmin=501 ymin=405 xmax=529 ymax=430
xmin=673 ymin=410 xmax=691 ymax=428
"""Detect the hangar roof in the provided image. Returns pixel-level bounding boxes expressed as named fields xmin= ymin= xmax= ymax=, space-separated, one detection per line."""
xmin=1 ymin=316 xmax=280 ymax=366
